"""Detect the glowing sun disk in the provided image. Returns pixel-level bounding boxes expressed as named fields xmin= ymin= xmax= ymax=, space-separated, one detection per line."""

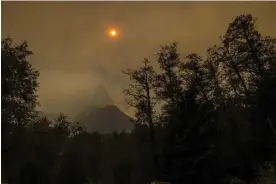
xmin=109 ymin=29 xmax=118 ymax=38
xmin=111 ymin=30 xmax=116 ymax=35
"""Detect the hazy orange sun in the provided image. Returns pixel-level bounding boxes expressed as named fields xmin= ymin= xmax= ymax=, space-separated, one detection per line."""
xmin=108 ymin=29 xmax=118 ymax=38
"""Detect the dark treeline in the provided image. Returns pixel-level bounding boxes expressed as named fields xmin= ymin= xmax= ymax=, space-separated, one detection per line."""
xmin=2 ymin=14 xmax=276 ymax=184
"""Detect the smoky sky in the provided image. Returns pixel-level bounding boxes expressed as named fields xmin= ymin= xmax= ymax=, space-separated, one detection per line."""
xmin=2 ymin=2 xmax=276 ymax=117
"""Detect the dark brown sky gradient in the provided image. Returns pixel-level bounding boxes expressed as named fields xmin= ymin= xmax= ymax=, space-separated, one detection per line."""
xmin=2 ymin=2 xmax=276 ymax=117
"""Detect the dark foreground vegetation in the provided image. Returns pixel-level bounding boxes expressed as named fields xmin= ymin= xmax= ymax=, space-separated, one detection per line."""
xmin=2 ymin=14 xmax=276 ymax=184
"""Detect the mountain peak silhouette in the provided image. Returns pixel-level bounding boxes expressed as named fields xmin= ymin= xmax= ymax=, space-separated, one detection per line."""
xmin=91 ymin=84 xmax=113 ymax=108
xmin=74 ymin=84 xmax=133 ymax=133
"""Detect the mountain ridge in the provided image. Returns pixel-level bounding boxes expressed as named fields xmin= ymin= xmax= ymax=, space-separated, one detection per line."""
xmin=74 ymin=84 xmax=133 ymax=133
xmin=75 ymin=104 xmax=133 ymax=133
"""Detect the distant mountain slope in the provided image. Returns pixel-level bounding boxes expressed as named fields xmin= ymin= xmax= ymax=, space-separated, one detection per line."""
xmin=76 ymin=105 xmax=133 ymax=134
xmin=74 ymin=84 xmax=133 ymax=133
xmin=62 ymin=84 xmax=114 ymax=117
xmin=74 ymin=105 xmax=97 ymax=122
xmin=89 ymin=84 xmax=113 ymax=108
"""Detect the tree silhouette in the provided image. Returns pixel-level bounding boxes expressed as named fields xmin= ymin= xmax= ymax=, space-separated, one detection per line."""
xmin=122 ymin=58 xmax=159 ymax=179
xmin=1 ymin=38 xmax=40 ymax=184
xmin=2 ymin=37 xmax=39 ymax=125
xmin=155 ymin=42 xmax=184 ymax=115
